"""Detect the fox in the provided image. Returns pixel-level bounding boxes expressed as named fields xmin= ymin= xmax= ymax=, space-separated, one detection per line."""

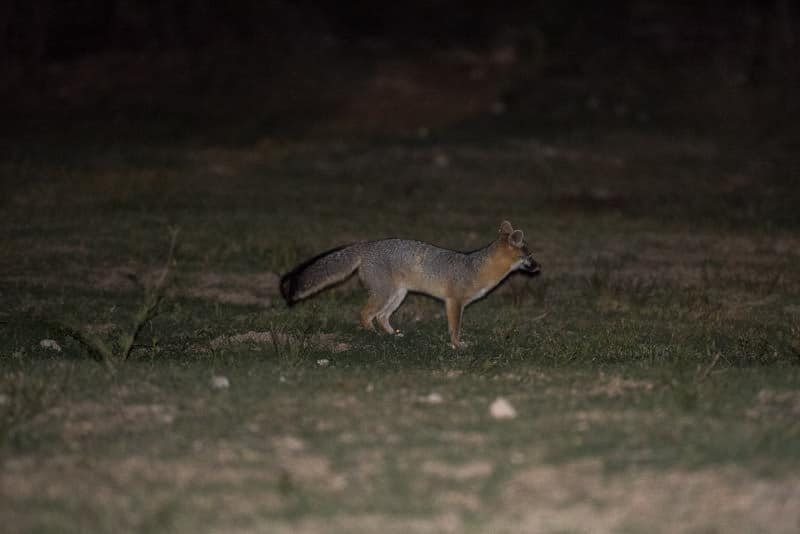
xmin=280 ymin=220 xmax=540 ymax=348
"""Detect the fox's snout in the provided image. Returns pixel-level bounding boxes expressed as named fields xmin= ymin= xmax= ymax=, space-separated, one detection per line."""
xmin=522 ymin=256 xmax=541 ymax=275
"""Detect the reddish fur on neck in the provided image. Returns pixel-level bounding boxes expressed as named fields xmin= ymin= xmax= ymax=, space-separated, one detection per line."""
xmin=475 ymin=242 xmax=517 ymax=289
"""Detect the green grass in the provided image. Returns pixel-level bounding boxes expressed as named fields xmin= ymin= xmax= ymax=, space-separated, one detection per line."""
xmin=1 ymin=117 xmax=800 ymax=533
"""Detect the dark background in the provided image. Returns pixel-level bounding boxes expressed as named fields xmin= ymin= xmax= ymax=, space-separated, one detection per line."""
xmin=3 ymin=1 xmax=797 ymax=73
xmin=1 ymin=1 xmax=798 ymax=142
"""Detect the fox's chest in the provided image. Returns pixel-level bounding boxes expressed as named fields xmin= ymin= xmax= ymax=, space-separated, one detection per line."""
xmin=466 ymin=285 xmax=492 ymax=305
xmin=465 ymin=260 xmax=521 ymax=305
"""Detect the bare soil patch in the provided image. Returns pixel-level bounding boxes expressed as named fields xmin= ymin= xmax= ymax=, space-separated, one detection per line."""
xmin=497 ymin=461 xmax=800 ymax=533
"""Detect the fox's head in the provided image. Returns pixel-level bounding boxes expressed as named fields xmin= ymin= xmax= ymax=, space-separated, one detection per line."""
xmin=498 ymin=220 xmax=541 ymax=275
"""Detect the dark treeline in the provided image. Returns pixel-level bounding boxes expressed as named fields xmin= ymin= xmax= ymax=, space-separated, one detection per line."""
xmin=2 ymin=1 xmax=797 ymax=78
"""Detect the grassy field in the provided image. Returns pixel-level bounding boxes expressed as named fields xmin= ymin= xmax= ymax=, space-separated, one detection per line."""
xmin=1 ymin=102 xmax=800 ymax=533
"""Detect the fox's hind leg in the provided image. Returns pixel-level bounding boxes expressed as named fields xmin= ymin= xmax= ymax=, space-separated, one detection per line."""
xmin=360 ymin=292 xmax=386 ymax=331
xmin=359 ymin=265 xmax=403 ymax=334
xmin=376 ymin=288 xmax=407 ymax=335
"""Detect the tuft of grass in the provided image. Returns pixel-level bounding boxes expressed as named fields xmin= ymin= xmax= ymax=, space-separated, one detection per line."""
xmin=55 ymin=227 xmax=179 ymax=372
xmin=583 ymin=256 xmax=658 ymax=313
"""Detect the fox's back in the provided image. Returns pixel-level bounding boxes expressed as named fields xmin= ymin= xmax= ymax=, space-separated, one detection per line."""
xmin=358 ymin=239 xmax=480 ymax=297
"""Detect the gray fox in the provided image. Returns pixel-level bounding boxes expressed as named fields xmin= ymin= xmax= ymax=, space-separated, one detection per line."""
xmin=280 ymin=220 xmax=540 ymax=348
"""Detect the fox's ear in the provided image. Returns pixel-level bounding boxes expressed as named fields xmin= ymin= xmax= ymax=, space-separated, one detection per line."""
xmin=499 ymin=220 xmax=513 ymax=236
xmin=509 ymin=229 xmax=524 ymax=248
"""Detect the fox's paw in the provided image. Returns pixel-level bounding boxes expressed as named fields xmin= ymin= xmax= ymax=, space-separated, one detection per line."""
xmin=450 ymin=340 xmax=469 ymax=350
xmin=394 ymin=330 xmax=404 ymax=338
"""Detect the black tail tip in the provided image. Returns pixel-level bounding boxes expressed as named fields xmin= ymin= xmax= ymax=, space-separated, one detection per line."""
xmin=279 ymin=274 xmax=297 ymax=306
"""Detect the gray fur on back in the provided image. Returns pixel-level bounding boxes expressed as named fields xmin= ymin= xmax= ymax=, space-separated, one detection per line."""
xmin=359 ymin=239 xmax=487 ymax=282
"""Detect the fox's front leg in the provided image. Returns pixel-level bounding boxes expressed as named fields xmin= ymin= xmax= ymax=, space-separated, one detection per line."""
xmin=445 ymin=298 xmax=467 ymax=349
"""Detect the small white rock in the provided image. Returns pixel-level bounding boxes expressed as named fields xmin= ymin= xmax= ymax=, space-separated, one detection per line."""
xmin=210 ymin=375 xmax=230 ymax=389
xmin=490 ymin=397 xmax=517 ymax=419
xmin=316 ymin=358 xmax=330 ymax=367
xmin=40 ymin=339 xmax=62 ymax=352
xmin=421 ymin=392 xmax=444 ymax=404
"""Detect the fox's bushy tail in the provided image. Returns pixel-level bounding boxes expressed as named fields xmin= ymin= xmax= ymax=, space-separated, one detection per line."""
xmin=280 ymin=244 xmax=361 ymax=305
